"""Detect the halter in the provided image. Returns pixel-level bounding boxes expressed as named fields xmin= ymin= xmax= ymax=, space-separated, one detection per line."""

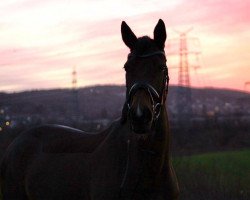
xmin=126 ymin=50 xmax=169 ymax=122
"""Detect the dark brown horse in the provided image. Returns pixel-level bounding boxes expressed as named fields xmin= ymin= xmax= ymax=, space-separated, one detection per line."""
xmin=0 ymin=19 xmax=179 ymax=200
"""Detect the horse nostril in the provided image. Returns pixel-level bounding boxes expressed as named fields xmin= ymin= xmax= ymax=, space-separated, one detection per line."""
xmin=130 ymin=105 xmax=153 ymax=124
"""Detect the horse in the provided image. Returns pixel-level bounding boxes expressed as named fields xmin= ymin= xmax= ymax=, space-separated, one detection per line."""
xmin=0 ymin=19 xmax=179 ymax=200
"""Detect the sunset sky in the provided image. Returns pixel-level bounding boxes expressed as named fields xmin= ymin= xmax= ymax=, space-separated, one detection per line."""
xmin=0 ymin=0 xmax=249 ymax=92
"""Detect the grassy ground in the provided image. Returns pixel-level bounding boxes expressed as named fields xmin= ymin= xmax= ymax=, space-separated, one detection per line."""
xmin=0 ymin=150 xmax=249 ymax=199
xmin=173 ymin=150 xmax=250 ymax=200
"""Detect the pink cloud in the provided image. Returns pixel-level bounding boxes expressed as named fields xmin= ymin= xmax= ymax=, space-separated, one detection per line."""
xmin=127 ymin=0 xmax=250 ymax=36
xmin=176 ymin=0 xmax=249 ymax=34
xmin=0 ymin=0 xmax=250 ymax=92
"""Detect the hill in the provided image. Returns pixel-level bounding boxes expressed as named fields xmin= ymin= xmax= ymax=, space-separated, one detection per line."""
xmin=0 ymin=85 xmax=249 ymax=120
xmin=0 ymin=85 xmax=249 ymax=156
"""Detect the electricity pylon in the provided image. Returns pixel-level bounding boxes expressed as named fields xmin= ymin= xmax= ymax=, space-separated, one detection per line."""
xmin=167 ymin=28 xmax=201 ymax=121
xmin=72 ymin=66 xmax=79 ymax=121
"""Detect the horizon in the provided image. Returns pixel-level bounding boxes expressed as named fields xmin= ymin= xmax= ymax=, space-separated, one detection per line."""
xmin=0 ymin=0 xmax=250 ymax=93
xmin=1 ymin=83 xmax=249 ymax=95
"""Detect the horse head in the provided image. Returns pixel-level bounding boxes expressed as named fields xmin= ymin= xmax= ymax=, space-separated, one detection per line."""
xmin=121 ymin=19 xmax=169 ymax=136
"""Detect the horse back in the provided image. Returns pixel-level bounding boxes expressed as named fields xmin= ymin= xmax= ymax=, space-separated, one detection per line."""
xmin=29 ymin=124 xmax=109 ymax=153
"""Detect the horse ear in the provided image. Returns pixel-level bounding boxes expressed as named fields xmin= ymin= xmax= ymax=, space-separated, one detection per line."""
xmin=153 ymin=19 xmax=167 ymax=50
xmin=121 ymin=21 xmax=137 ymax=50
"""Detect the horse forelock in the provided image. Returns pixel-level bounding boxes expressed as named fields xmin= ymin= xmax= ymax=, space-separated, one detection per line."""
xmin=133 ymin=36 xmax=158 ymax=55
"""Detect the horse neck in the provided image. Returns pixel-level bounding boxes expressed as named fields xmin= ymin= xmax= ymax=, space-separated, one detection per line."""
xmin=154 ymin=104 xmax=171 ymax=161
xmin=141 ymin=104 xmax=171 ymax=174
xmin=123 ymin=105 xmax=171 ymax=196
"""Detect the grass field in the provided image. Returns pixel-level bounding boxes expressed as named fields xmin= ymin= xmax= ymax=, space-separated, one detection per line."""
xmin=0 ymin=150 xmax=249 ymax=199
xmin=173 ymin=150 xmax=250 ymax=200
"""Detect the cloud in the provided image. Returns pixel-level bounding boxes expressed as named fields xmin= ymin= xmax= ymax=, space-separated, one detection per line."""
xmin=0 ymin=0 xmax=249 ymax=92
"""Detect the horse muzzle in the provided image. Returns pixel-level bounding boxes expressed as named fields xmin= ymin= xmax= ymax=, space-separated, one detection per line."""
xmin=129 ymin=104 xmax=153 ymax=134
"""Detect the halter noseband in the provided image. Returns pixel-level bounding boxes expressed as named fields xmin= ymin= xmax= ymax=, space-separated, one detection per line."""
xmin=126 ymin=50 xmax=169 ymax=122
